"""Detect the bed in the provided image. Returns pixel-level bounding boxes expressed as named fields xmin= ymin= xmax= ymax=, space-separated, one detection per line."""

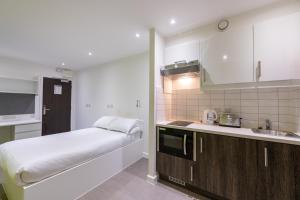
xmin=0 ymin=117 xmax=144 ymax=200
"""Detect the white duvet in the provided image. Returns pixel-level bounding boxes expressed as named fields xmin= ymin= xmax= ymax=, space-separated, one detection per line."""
xmin=0 ymin=128 xmax=137 ymax=186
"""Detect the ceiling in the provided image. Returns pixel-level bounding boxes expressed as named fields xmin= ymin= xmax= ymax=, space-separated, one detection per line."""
xmin=0 ymin=0 xmax=281 ymax=70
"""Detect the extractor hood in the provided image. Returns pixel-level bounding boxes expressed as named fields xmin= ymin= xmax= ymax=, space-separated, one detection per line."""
xmin=160 ymin=60 xmax=200 ymax=77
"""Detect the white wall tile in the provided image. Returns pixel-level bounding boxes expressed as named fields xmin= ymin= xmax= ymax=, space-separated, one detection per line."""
xmin=241 ymin=92 xmax=258 ymax=100
xmin=259 ymin=107 xmax=278 ymax=115
xmin=259 ymin=99 xmax=278 ymax=107
xmin=225 ymin=99 xmax=241 ymax=107
xmin=158 ymin=87 xmax=300 ymax=131
xmin=199 ymin=94 xmax=210 ymax=100
xmin=241 ymin=100 xmax=258 ymax=107
xmin=241 ymin=106 xmax=258 ymax=114
xmin=259 ymin=114 xmax=278 ymax=122
xmin=258 ymin=92 xmax=278 ymax=100
xmin=241 ymin=113 xmax=258 ymax=121
xmin=242 ymin=120 xmax=258 ymax=128
xmin=198 ymin=99 xmax=210 ymax=106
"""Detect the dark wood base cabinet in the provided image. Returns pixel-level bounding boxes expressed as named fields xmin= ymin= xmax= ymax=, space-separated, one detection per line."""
xmin=156 ymin=129 xmax=300 ymax=200
xmin=256 ymin=141 xmax=296 ymax=200
xmin=193 ymin=133 xmax=257 ymax=200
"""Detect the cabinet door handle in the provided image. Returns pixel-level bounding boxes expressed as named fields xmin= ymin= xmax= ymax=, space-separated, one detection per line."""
xmin=264 ymin=147 xmax=268 ymax=168
xmin=157 ymin=127 xmax=160 ymax=152
xmin=193 ymin=132 xmax=196 ymax=161
xmin=183 ymin=134 xmax=187 ymax=155
xmin=200 ymin=137 xmax=203 ymax=153
xmin=190 ymin=166 xmax=193 ymax=182
xmin=256 ymin=61 xmax=262 ymax=81
xmin=203 ymin=69 xmax=206 ymax=82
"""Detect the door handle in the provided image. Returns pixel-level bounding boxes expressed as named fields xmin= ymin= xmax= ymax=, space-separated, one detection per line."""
xmin=183 ymin=134 xmax=187 ymax=155
xmin=190 ymin=166 xmax=193 ymax=182
xmin=264 ymin=147 xmax=268 ymax=168
xmin=193 ymin=132 xmax=196 ymax=161
xmin=43 ymin=106 xmax=51 ymax=116
xmin=200 ymin=137 xmax=203 ymax=153
xmin=157 ymin=127 xmax=160 ymax=152
xmin=256 ymin=61 xmax=262 ymax=81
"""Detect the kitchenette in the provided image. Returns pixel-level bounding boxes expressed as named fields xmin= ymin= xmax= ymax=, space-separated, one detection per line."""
xmin=154 ymin=8 xmax=300 ymax=200
xmin=156 ymin=120 xmax=300 ymax=200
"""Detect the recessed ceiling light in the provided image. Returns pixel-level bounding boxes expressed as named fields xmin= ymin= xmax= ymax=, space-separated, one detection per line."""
xmin=135 ymin=33 xmax=140 ymax=38
xmin=88 ymin=52 xmax=93 ymax=56
xmin=223 ymin=54 xmax=228 ymax=60
xmin=61 ymin=62 xmax=65 ymax=66
xmin=170 ymin=19 xmax=176 ymax=25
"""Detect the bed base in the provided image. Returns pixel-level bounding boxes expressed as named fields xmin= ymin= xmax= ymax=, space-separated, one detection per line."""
xmin=3 ymin=139 xmax=143 ymax=200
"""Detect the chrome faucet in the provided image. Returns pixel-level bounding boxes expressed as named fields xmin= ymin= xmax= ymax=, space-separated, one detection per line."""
xmin=265 ymin=119 xmax=271 ymax=130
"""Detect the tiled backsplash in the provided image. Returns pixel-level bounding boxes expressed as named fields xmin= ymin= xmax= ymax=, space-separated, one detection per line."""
xmin=156 ymin=87 xmax=172 ymax=122
xmin=156 ymin=87 xmax=300 ymax=132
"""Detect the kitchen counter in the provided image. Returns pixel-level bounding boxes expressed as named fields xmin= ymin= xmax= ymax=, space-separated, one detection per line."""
xmin=157 ymin=121 xmax=300 ymax=146
xmin=0 ymin=119 xmax=41 ymax=127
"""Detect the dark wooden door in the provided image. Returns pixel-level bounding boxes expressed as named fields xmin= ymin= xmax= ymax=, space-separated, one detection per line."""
xmin=193 ymin=133 xmax=257 ymax=200
xmin=42 ymin=77 xmax=72 ymax=136
xmin=156 ymin=152 xmax=193 ymax=184
xmin=256 ymin=141 xmax=295 ymax=200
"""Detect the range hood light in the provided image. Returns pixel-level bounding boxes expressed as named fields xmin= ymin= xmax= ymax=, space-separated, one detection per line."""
xmin=160 ymin=60 xmax=200 ymax=77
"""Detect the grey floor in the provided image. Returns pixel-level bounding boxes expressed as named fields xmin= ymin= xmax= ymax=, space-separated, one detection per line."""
xmin=79 ymin=158 xmax=209 ymax=200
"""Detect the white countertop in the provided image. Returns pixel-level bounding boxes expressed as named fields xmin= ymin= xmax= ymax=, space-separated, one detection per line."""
xmin=0 ymin=119 xmax=41 ymax=127
xmin=157 ymin=121 xmax=300 ymax=146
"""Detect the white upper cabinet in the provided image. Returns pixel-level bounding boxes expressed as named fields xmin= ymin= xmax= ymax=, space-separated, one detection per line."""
xmin=254 ymin=12 xmax=300 ymax=81
xmin=165 ymin=41 xmax=200 ymax=65
xmin=201 ymin=25 xmax=254 ymax=85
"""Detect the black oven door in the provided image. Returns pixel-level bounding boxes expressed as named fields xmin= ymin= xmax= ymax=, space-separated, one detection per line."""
xmin=158 ymin=127 xmax=193 ymax=160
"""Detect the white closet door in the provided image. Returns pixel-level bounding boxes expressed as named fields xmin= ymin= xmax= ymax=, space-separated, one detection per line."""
xmin=165 ymin=41 xmax=200 ymax=65
xmin=201 ymin=25 xmax=254 ymax=85
xmin=254 ymin=12 xmax=300 ymax=81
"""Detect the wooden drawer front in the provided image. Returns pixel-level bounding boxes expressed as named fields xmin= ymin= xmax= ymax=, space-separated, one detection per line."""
xmin=15 ymin=130 xmax=41 ymax=140
xmin=15 ymin=123 xmax=41 ymax=133
xmin=157 ymin=152 xmax=193 ymax=184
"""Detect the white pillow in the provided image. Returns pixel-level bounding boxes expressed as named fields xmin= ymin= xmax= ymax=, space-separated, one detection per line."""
xmin=129 ymin=126 xmax=142 ymax=135
xmin=108 ymin=117 xmax=138 ymax=133
xmin=93 ymin=116 xmax=117 ymax=129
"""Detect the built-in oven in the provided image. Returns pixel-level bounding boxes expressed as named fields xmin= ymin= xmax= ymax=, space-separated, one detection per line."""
xmin=157 ymin=127 xmax=196 ymax=161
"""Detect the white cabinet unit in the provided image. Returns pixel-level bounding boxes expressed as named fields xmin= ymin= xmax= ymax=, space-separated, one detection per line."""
xmin=201 ymin=25 xmax=254 ymax=85
xmin=254 ymin=12 xmax=300 ymax=82
xmin=14 ymin=122 xmax=42 ymax=140
xmin=0 ymin=77 xmax=38 ymax=94
xmin=165 ymin=41 xmax=200 ymax=65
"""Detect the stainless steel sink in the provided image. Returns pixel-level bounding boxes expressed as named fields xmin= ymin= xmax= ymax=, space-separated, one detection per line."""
xmin=251 ymin=128 xmax=300 ymax=138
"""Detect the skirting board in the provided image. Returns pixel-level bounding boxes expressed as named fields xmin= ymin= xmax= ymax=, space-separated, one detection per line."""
xmin=3 ymin=139 xmax=143 ymax=200
xmin=142 ymin=152 xmax=149 ymax=159
xmin=147 ymin=174 xmax=158 ymax=185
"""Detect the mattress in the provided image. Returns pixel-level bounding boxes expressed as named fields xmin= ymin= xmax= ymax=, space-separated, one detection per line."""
xmin=0 ymin=128 xmax=139 ymax=186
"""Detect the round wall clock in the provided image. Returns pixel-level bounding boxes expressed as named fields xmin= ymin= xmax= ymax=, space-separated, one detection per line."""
xmin=218 ymin=19 xmax=230 ymax=31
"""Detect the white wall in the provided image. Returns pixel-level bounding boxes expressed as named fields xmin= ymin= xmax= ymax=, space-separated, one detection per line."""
xmin=75 ymin=52 xmax=149 ymax=153
xmin=166 ymin=0 xmax=300 ymax=47
xmin=0 ymin=56 xmax=77 ymax=130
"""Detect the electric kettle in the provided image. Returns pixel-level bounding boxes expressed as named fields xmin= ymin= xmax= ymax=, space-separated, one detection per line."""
xmin=202 ymin=109 xmax=218 ymax=125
